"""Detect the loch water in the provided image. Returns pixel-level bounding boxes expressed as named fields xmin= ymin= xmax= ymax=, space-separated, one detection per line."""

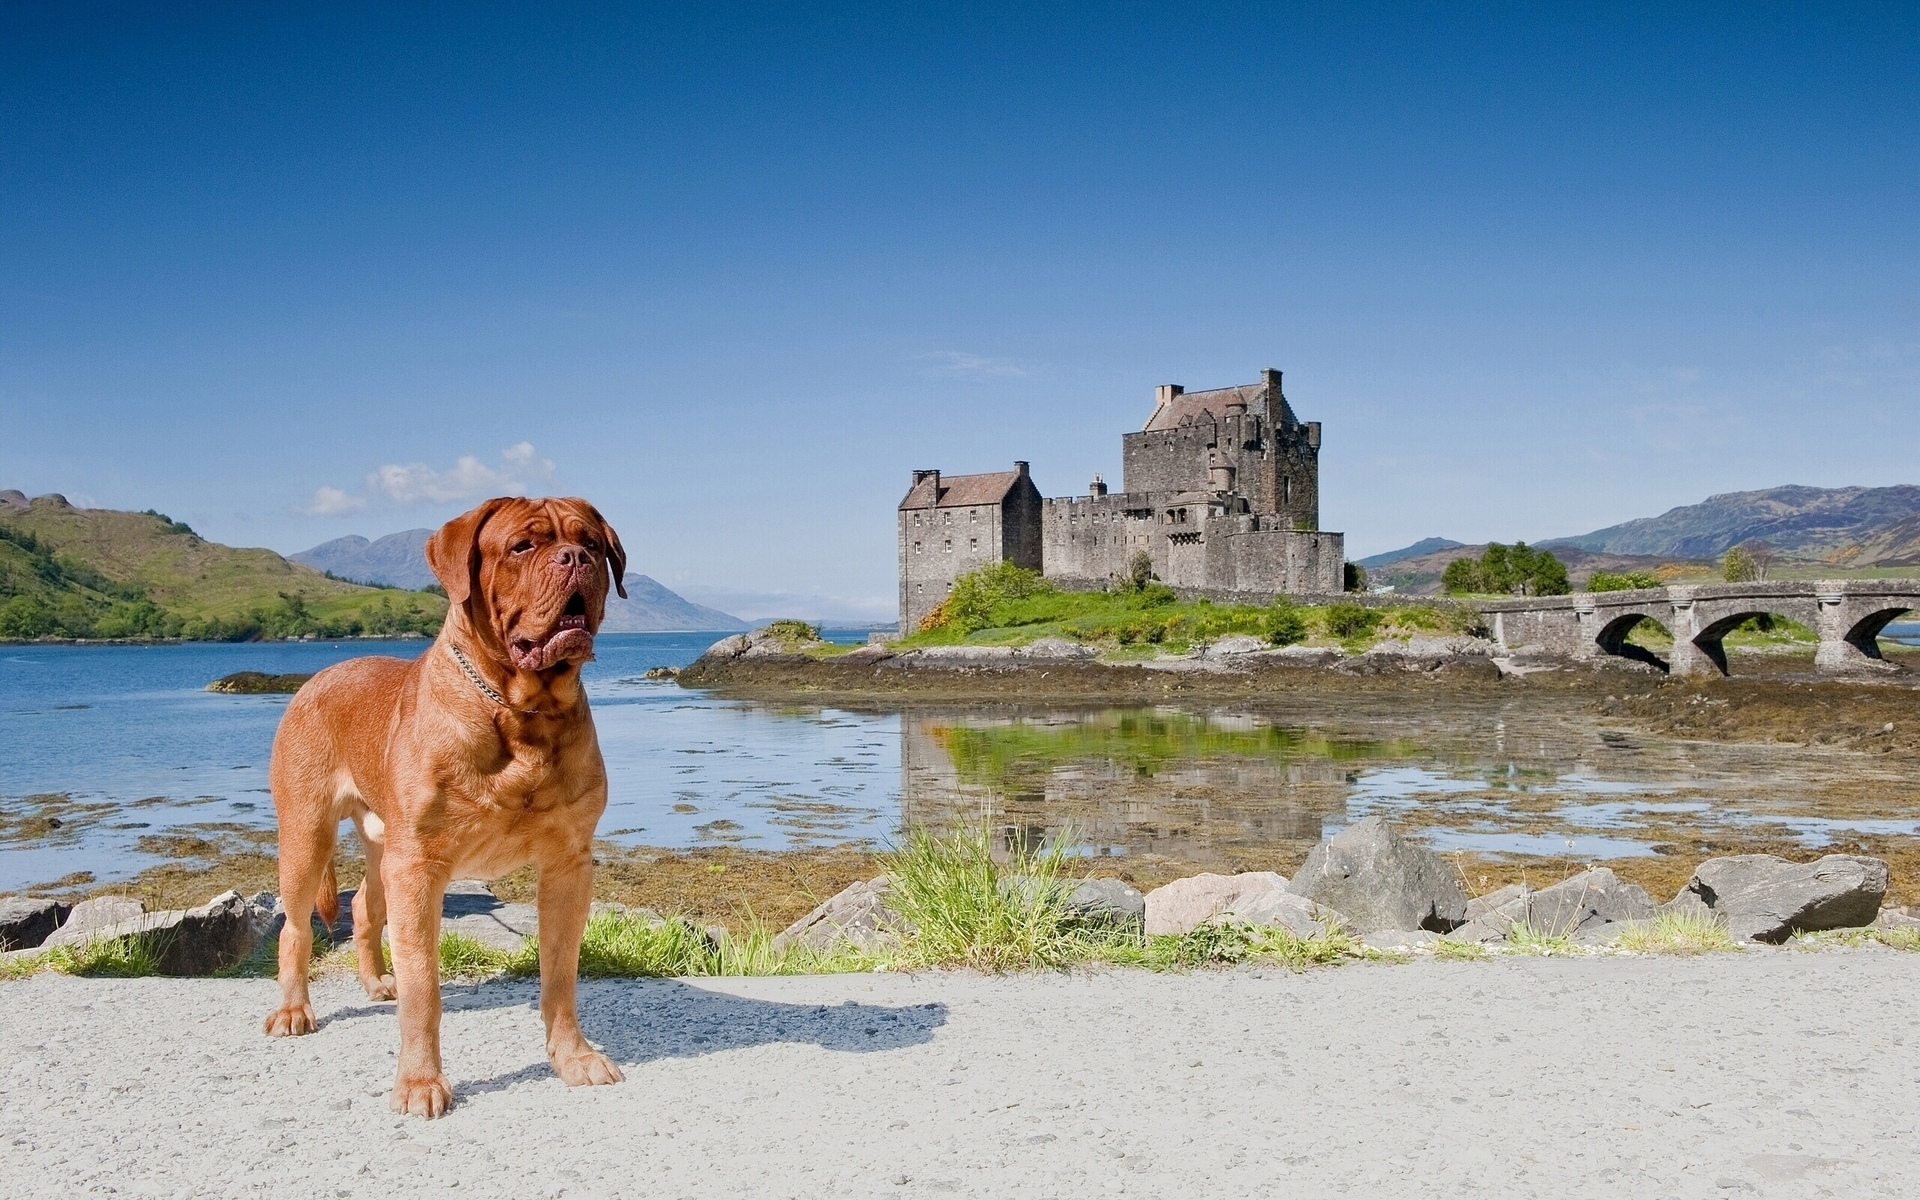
xmin=2 ymin=628 xmax=1918 ymax=892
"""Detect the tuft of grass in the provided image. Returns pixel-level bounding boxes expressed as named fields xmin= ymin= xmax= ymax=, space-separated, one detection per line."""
xmin=41 ymin=932 xmax=170 ymax=977
xmin=884 ymin=824 xmax=1079 ymax=970
xmin=1433 ymin=937 xmax=1489 ymax=960
xmin=1505 ymin=924 xmax=1585 ymax=956
xmin=1096 ymin=920 xmax=1362 ymax=972
xmin=1613 ymin=910 xmax=1740 ymax=956
xmin=1 ymin=952 xmax=48 ymax=980
xmin=1874 ymin=926 xmax=1920 ymax=952
xmin=437 ymin=932 xmax=519 ymax=978
xmin=1788 ymin=927 xmax=1874 ymax=950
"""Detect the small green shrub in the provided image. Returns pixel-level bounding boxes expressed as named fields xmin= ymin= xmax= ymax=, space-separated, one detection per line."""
xmin=1587 ymin=571 xmax=1662 ymax=593
xmin=1265 ymin=601 xmax=1308 ymax=646
xmin=1324 ymin=603 xmax=1381 ymax=640
xmin=763 ymin=619 xmax=821 ymax=645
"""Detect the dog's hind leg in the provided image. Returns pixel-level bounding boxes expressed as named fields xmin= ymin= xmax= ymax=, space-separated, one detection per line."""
xmin=263 ymin=747 xmax=338 ymax=1037
xmin=350 ymin=812 xmax=396 ymax=1001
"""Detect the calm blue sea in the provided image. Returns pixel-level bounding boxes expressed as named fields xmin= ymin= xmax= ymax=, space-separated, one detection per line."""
xmin=3 ymin=626 xmax=1916 ymax=892
xmin=0 ymin=632 xmax=901 ymax=889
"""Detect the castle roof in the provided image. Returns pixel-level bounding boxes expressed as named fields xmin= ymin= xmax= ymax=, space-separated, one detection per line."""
xmin=1141 ymin=382 xmax=1300 ymax=432
xmin=898 ymin=469 xmax=1024 ymax=510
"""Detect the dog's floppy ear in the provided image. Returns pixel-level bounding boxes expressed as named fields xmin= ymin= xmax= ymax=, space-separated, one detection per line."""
xmin=576 ymin=499 xmax=628 ymax=599
xmin=425 ymin=498 xmax=512 ymax=606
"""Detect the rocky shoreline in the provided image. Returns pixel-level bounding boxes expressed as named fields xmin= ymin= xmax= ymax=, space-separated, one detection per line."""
xmin=12 ymin=815 xmax=1914 ymax=979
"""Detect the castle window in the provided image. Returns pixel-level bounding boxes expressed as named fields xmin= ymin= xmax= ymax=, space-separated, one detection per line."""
xmin=913 ymin=541 xmax=922 ymax=555
xmin=943 ymin=539 xmax=952 ymax=552
xmin=968 ymin=538 xmax=978 ymax=551
xmin=969 ymin=510 xmax=977 ymax=522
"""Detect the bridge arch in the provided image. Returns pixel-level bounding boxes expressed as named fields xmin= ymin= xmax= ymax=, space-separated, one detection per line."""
xmin=1594 ymin=612 xmax=1671 ymax=672
xmin=1847 ymin=606 xmax=1917 ymax=662
xmin=1687 ymin=609 xmax=1817 ymax=676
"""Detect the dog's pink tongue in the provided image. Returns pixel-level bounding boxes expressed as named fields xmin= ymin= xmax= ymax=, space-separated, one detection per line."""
xmin=514 ymin=628 xmax=594 ymax=671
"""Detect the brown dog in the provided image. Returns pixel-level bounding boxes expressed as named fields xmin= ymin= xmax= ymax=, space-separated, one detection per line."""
xmin=263 ymin=496 xmax=628 ymax=1118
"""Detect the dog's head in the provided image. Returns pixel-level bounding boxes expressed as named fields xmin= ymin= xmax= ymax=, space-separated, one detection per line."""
xmin=425 ymin=497 xmax=628 ymax=673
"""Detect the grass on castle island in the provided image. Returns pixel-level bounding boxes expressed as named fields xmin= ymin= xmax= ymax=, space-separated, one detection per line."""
xmin=843 ymin=568 xmax=1487 ymax=657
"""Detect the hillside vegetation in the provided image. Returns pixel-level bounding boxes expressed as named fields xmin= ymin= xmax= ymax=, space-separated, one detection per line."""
xmin=0 ymin=493 xmax=445 ymax=641
xmin=897 ymin=563 xmax=1483 ymax=655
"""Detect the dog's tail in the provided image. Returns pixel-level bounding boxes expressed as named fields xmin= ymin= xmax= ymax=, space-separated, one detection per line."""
xmin=316 ymin=859 xmax=339 ymax=930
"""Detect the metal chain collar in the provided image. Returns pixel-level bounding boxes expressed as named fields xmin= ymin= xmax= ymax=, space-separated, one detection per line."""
xmin=447 ymin=643 xmax=549 ymax=716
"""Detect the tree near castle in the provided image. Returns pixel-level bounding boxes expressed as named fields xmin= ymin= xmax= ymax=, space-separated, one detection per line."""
xmin=1441 ymin=542 xmax=1571 ymax=597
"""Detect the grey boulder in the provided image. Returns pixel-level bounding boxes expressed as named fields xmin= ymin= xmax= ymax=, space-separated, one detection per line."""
xmin=1452 ymin=871 xmax=1654 ymax=943
xmin=1061 ymin=878 xmax=1145 ymax=932
xmin=1218 ymin=888 xmax=1346 ymax=938
xmin=1018 ymin=637 xmax=1097 ymax=661
xmin=1453 ymin=884 xmax=1533 ymax=943
xmin=1144 ymin=872 xmax=1288 ymax=936
xmin=1528 ymin=869 xmax=1655 ymax=937
xmin=1363 ymin=929 xmax=1440 ymax=949
xmin=43 ymin=890 xmax=271 ymax=975
xmin=0 ymin=897 xmax=70 ymax=951
xmin=1668 ymin=854 xmax=1888 ymax=943
xmin=1874 ymin=905 xmax=1920 ymax=931
xmin=774 ymin=877 xmax=911 ymax=952
xmin=1287 ymin=817 xmax=1468 ymax=934
xmin=54 ymin=894 xmax=145 ymax=936
xmin=441 ymin=884 xmax=539 ymax=952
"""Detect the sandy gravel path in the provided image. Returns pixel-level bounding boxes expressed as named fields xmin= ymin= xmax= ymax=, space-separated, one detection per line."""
xmin=3 ymin=952 xmax=1918 ymax=1199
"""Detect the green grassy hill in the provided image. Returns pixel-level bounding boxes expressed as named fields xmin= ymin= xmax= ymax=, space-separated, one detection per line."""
xmin=0 ymin=492 xmax=446 ymax=641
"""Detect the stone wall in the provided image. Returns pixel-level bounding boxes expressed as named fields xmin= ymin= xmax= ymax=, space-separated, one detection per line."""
xmin=897 ymin=468 xmax=1046 ymax=631
xmin=899 ymin=504 xmax=1003 ymax=630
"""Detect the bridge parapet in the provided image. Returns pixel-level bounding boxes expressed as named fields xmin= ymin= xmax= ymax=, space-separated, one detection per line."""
xmin=1476 ymin=580 xmax=1919 ymax=677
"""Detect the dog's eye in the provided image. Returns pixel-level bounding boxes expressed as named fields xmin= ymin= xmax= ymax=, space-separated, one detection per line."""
xmin=511 ymin=540 xmax=534 ymax=554
xmin=582 ymin=538 xmax=599 ymax=552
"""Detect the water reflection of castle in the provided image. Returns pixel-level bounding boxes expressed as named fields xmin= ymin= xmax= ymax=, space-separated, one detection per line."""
xmin=900 ymin=711 xmax=1360 ymax=867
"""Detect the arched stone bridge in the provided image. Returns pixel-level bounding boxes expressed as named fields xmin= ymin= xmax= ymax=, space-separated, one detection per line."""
xmin=1477 ymin=580 xmax=1920 ymax=677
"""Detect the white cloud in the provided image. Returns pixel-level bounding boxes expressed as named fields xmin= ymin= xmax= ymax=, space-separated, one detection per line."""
xmin=918 ymin=350 xmax=1027 ymax=377
xmin=298 ymin=486 xmax=367 ymax=515
xmin=298 ymin=443 xmax=556 ymax=515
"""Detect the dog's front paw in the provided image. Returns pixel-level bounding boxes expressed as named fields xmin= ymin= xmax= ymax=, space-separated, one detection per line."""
xmin=390 ymin=1073 xmax=454 ymax=1119
xmin=551 ymin=1046 xmax=624 ymax=1087
xmin=360 ymin=972 xmax=397 ymax=1002
xmin=262 ymin=1003 xmax=318 ymax=1037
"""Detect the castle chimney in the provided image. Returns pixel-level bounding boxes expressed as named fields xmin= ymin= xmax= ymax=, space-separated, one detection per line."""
xmin=1155 ymin=384 xmax=1185 ymax=406
xmin=1261 ymin=368 xmax=1281 ymax=394
xmin=1014 ymin=461 xmax=1029 ymax=479
xmin=913 ymin=468 xmax=940 ymax=490
xmin=1305 ymin=421 xmax=1321 ymax=450
xmin=1089 ymin=473 xmax=1107 ymax=498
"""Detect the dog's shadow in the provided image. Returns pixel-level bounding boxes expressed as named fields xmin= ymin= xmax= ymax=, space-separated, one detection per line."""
xmin=323 ymin=977 xmax=949 ymax=1097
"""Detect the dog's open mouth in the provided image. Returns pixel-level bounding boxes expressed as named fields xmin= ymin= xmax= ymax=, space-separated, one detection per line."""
xmin=509 ymin=593 xmax=593 ymax=671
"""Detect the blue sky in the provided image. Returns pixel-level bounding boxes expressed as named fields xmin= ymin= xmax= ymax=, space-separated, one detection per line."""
xmin=3 ymin=4 xmax=1915 ymax=621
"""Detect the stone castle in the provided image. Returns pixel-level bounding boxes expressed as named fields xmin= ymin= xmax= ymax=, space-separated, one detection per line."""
xmin=898 ymin=368 xmax=1345 ymax=628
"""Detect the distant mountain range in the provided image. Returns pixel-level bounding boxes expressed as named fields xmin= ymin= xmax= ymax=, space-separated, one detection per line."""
xmin=291 ymin=529 xmax=746 ymax=631
xmin=599 ymin=575 xmax=747 ymax=632
xmin=292 ymin=529 xmax=437 ymax=589
xmin=1355 ymin=538 xmax=1465 ymax=570
xmin=1544 ymin=485 xmax=1920 ymax=565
